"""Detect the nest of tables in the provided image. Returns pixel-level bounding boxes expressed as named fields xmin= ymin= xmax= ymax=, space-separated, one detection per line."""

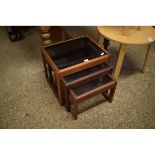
xmin=41 ymin=36 xmax=117 ymax=119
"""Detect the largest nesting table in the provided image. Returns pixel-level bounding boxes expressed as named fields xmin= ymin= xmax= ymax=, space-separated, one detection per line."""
xmin=41 ymin=36 xmax=111 ymax=105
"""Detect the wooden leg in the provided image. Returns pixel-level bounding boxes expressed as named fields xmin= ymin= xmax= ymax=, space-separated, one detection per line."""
xmin=47 ymin=64 xmax=53 ymax=83
xmin=97 ymin=32 xmax=101 ymax=43
xmin=37 ymin=26 xmax=52 ymax=46
xmin=103 ymin=38 xmax=110 ymax=50
xmin=114 ymin=44 xmax=126 ymax=80
xmin=108 ymin=86 xmax=117 ymax=103
xmin=142 ymin=44 xmax=151 ymax=73
xmin=69 ymin=95 xmax=78 ymax=120
xmin=64 ymin=87 xmax=70 ymax=112
xmin=72 ymin=101 xmax=78 ymax=120
xmin=56 ymin=78 xmax=63 ymax=106
xmin=41 ymin=53 xmax=48 ymax=79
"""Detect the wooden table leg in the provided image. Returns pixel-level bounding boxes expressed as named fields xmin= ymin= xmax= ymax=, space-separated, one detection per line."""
xmin=114 ymin=44 xmax=126 ymax=80
xmin=97 ymin=32 xmax=101 ymax=43
xmin=37 ymin=26 xmax=52 ymax=46
xmin=56 ymin=77 xmax=63 ymax=106
xmin=108 ymin=86 xmax=117 ymax=103
xmin=97 ymin=32 xmax=110 ymax=50
xmin=142 ymin=44 xmax=151 ymax=73
xmin=103 ymin=38 xmax=110 ymax=50
xmin=71 ymin=100 xmax=78 ymax=120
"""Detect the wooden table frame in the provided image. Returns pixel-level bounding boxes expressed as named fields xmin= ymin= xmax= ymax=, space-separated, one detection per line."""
xmin=41 ymin=36 xmax=111 ymax=105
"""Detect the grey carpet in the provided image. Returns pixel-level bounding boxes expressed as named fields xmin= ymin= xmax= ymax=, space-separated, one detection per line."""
xmin=0 ymin=26 xmax=155 ymax=128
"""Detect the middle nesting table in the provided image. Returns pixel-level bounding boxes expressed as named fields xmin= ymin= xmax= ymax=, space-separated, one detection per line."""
xmin=41 ymin=36 xmax=111 ymax=105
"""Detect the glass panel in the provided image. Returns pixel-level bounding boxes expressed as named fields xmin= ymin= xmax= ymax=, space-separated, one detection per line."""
xmin=63 ymin=63 xmax=110 ymax=83
xmin=72 ymin=75 xmax=113 ymax=96
xmin=45 ymin=37 xmax=106 ymax=69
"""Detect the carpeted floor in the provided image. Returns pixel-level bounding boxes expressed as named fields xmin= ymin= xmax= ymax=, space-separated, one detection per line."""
xmin=0 ymin=26 xmax=155 ymax=128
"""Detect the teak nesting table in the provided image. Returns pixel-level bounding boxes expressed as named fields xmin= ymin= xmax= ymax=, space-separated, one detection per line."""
xmin=41 ymin=36 xmax=117 ymax=119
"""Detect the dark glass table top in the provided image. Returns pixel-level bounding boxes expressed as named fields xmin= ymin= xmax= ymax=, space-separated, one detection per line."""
xmin=45 ymin=37 xmax=107 ymax=69
xmin=71 ymin=75 xmax=113 ymax=96
xmin=63 ymin=63 xmax=110 ymax=83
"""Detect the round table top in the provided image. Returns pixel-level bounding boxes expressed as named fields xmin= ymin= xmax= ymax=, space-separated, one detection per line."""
xmin=97 ymin=26 xmax=155 ymax=45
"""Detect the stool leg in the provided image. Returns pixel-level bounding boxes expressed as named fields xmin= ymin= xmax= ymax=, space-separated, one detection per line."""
xmin=142 ymin=44 xmax=151 ymax=73
xmin=114 ymin=44 xmax=126 ymax=80
xmin=103 ymin=38 xmax=110 ymax=50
